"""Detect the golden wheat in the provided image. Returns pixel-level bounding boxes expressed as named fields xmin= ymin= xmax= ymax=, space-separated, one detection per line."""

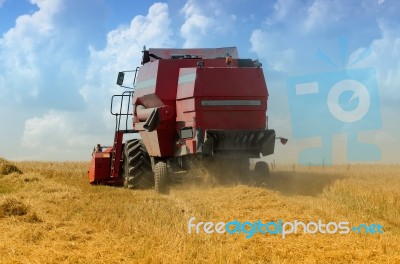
xmin=0 ymin=159 xmax=399 ymax=263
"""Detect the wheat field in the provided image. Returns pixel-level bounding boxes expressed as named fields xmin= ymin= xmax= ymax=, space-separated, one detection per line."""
xmin=0 ymin=157 xmax=399 ymax=263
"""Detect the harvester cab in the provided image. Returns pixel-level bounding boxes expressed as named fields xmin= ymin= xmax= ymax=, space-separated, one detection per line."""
xmin=88 ymin=47 xmax=287 ymax=194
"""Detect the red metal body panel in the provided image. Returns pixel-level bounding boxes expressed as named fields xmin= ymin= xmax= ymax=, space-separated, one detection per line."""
xmin=133 ymin=58 xmax=238 ymax=157
xmin=88 ymin=131 xmax=124 ymax=184
xmin=134 ymin=59 xmax=237 ymax=102
xmin=139 ymin=128 xmax=176 ymax=157
xmin=133 ymin=53 xmax=269 ymax=157
xmin=88 ymin=149 xmax=111 ymax=184
xmin=110 ymin=131 xmax=124 ymax=178
xmin=176 ymin=67 xmax=268 ymax=129
xmin=175 ymin=66 xmax=269 ymax=155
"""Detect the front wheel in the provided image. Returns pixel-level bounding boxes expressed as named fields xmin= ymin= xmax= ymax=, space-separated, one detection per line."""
xmin=122 ymin=139 xmax=153 ymax=189
xmin=154 ymin=160 xmax=169 ymax=194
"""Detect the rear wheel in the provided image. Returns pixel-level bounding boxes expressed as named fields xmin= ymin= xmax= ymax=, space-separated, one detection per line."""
xmin=254 ymin=161 xmax=270 ymax=176
xmin=254 ymin=161 xmax=269 ymax=185
xmin=154 ymin=160 xmax=169 ymax=194
xmin=123 ymin=139 xmax=153 ymax=189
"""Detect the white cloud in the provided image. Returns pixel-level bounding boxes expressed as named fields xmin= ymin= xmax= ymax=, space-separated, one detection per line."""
xmin=249 ymin=1 xmax=378 ymax=73
xmin=2 ymin=2 xmax=173 ymax=160
xmin=180 ymin=0 xmax=215 ymax=48
xmin=250 ymin=29 xmax=295 ymax=72
xmin=303 ymin=0 xmax=344 ymax=32
xmin=22 ymin=110 xmax=71 ymax=149
xmin=20 ymin=110 xmax=110 ymax=160
xmin=180 ymin=0 xmax=236 ymax=48
xmin=273 ymin=0 xmax=297 ymax=21
xmin=1 ymin=0 xmax=61 ymax=49
xmin=273 ymin=48 xmax=295 ymax=72
xmin=303 ymin=0 xmax=327 ymax=31
xmin=87 ymin=2 xmax=172 ymax=76
xmin=349 ymin=23 xmax=400 ymax=101
xmin=85 ymin=3 xmax=171 ymax=79
xmin=353 ymin=26 xmax=400 ymax=162
xmin=250 ymin=1 xmax=400 ymax=163
xmin=0 ymin=0 xmax=63 ymax=104
xmin=80 ymin=2 xmax=173 ymax=130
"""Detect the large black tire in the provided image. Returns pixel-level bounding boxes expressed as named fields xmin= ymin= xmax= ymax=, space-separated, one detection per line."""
xmin=154 ymin=160 xmax=169 ymax=194
xmin=253 ymin=161 xmax=270 ymax=186
xmin=254 ymin=161 xmax=270 ymax=176
xmin=123 ymin=139 xmax=153 ymax=189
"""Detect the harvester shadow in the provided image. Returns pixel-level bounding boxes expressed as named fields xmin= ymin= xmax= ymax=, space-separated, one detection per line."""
xmin=258 ymin=171 xmax=345 ymax=197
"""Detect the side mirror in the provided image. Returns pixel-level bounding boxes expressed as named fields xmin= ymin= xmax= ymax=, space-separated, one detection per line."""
xmin=116 ymin=72 xmax=125 ymax=86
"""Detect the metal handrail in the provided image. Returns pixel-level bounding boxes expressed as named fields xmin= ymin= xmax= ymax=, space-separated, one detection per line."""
xmin=110 ymin=91 xmax=134 ymax=132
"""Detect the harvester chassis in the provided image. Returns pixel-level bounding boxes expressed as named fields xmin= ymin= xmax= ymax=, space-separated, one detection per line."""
xmin=88 ymin=47 xmax=287 ymax=194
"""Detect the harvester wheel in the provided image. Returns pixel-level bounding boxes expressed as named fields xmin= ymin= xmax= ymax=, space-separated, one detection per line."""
xmin=154 ymin=160 xmax=169 ymax=194
xmin=254 ymin=161 xmax=270 ymax=176
xmin=123 ymin=139 xmax=153 ymax=189
xmin=254 ymin=161 xmax=270 ymax=186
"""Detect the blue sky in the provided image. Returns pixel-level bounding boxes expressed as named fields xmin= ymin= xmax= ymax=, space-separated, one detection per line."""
xmin=0 ymin=0 xmax=399 ymax=163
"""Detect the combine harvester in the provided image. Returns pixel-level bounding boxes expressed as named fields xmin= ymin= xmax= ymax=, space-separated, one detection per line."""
xmin=88 ymin=47 xmax=287 ymax=194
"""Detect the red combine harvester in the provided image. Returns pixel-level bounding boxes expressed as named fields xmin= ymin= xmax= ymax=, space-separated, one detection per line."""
xmin=88 ymin=47 xmax=287 ymax=194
